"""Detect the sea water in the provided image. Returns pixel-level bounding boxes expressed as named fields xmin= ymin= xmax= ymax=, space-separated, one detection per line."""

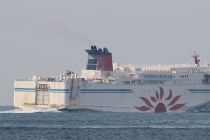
xmin=0 ymin=106 xmax=210 ymax=140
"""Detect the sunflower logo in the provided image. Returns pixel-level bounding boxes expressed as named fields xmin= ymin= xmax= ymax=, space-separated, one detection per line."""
xmin=135 ymin=87 xmax=186 ymax=112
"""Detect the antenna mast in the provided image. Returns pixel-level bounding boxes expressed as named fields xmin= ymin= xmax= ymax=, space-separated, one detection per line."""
xmin=191 ymin=52 xmax=200 ymax=67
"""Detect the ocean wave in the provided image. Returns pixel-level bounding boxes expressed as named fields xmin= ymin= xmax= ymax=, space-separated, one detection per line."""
xmin=78 ymin=125 xmax=210 ymax=129
xmin=0 ymin=108 xmax=61 ymax=113
xmin=1 ymin=124 xmax=210 ymax=129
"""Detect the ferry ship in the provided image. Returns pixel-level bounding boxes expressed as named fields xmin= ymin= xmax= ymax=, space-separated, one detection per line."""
xmin=14 ymin=46 xmax=210 ymax=112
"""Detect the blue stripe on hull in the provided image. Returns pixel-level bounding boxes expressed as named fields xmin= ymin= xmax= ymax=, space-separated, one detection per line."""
xmin=190 ymin=92 xmax=210 ymax=93
xmin=14 ymin=88 xmax=133 ymax=94
xmin=80 ymin=92 xmax=132 ymax=94
xmin=189 ymin=89 xmax=210 ymax=93
xmin=14 ymin=88 xmax=70 ymax=93
xmin=80 ymin=89 xmax=132 ymax=93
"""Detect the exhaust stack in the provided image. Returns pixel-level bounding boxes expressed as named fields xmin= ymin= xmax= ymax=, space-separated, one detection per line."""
xmin=85 ymin=46 xmax=113 ymax=71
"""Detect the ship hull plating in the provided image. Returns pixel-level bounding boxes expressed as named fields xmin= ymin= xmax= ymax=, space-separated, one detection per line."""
xmin=79 ymin=84 xmax=210 ymax=112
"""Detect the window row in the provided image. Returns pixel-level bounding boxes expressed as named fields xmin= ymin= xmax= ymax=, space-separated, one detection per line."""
xmin=143 ymin=80 xmax=165 ymax=84
xmin=123 ymin=80 xmax=165 ymax=85
xmin=143 ymin=75 xmax=173 ymax=79
xmin=180 ymin=75 xmax=189 ymax=78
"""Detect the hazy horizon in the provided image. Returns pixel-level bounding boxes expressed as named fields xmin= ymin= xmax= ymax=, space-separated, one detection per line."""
xmin=1 ymin=0 xmax=210 ymax=105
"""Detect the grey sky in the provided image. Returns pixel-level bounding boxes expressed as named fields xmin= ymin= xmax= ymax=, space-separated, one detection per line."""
xmin=0 ymin=0 xmax=210 ymax=105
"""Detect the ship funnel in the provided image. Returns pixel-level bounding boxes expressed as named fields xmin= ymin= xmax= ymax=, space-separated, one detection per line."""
xmin=85 ymin=46 xmax=113 ymax=71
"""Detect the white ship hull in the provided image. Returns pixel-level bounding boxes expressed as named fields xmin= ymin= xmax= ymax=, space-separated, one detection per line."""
xmin=79 ymin=84 xmax=210 ymax=112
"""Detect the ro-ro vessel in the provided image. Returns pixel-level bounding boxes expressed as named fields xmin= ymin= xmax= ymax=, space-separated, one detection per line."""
xmin=14 ymin=46 xmax=210 ymax=112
